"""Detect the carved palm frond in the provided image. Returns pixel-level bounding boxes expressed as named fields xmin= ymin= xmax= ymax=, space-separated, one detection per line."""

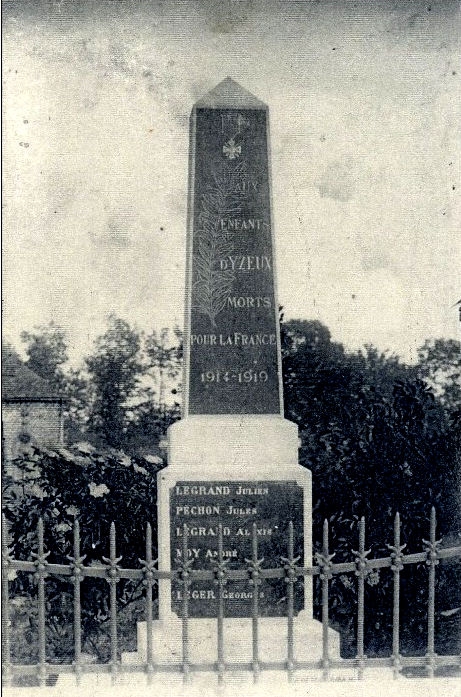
xmin=192 ymin=161 xmax=248 ymax=327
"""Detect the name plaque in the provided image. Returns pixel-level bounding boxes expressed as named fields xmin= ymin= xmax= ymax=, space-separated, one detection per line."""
xmin=187 ymin=106 xmax=282 ymax=414
xmin=170 ymin=480 xmax=304 ymax=618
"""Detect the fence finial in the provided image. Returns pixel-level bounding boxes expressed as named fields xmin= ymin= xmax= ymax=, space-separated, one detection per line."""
xmin=146 ymin=522 xmax=152 ymax=560
xmin=430 ymin=507 xmax=436 ymax=540
xmin=323 ymin=519 xmax=329 ymax=554
xmin=110 ymin=521 xmax=116 ymax=559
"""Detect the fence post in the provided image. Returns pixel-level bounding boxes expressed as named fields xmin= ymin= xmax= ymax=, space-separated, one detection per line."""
xmin=1 ymin=515 xmax=12 ymax=688
xmin=214 ymin=523 xmax=227 ymax=684
xmin=388 ymin=512 xmax=405 ymax=679
xmin=316 ymin=519 xmax=335 ymax=681
xmin=68 ymin=520 xmax=85 ymax=685
xmin=33 ymin=518 xmax=49 ymax=687
xmin=246 ymin=522 xmax=262 ymax=683
xmin=102 ymin=522 xmax=121 ymax=684
xmin=354 ymin=517 xmax=369 ymax=680
xmin=140 ymin=522 xmax=156 ymax=682
xmin=285 ymin=521 xmax=295 ymax=681
xmin=423 ymin=507 xmax=441 ymax=678
xmin=180 ymin=523 xmax=190 ymax=682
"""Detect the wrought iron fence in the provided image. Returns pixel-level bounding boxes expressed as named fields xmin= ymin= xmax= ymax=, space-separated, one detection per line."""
xmin=2 ymin=508 xmax=460 ymax=686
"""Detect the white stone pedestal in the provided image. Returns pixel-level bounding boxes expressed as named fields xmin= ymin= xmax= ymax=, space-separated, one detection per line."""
xmin=123 ymin=416 xmax=340 ymax=667
xmin=124 ymin=613 xmax=340 ymax=665
xmin=159 ymin=415 xmax=312 ymax=619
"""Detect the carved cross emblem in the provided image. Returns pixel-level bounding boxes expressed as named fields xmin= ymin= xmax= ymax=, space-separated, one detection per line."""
xmin=223 ymin=138 xmax=241 ymax=160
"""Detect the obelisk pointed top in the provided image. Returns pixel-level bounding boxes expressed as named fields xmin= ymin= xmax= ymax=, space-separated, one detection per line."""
xmin=194 ymin=77 xmax=267 ymax=110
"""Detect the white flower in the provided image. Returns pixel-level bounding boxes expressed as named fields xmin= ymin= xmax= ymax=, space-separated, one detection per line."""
xmin=74 ymin=456 xmax=89 ymax=468
xmin=366 ymin=571 xmax=380 ymax=587
xmin=11 ymin=596 xmax=26 ymax=607
xmin=143 ymin=454 xmax=163 ymax=465
xmin=30 ymin=484 xmax=48 ymax=499
xmin=88 ymin=482 xmax=110 ymax=498
xmin=56 ymin=522 xmax=72 ymax=533
xmin=340 ymin=574 xmax=353 ymax=589
xmin=56 ymin=447 xmax=75 ymax=460
xmin=74 ymin=442 xmax=95 ymax=454
xmin=66 ymin=505 xmax=79 ymax=517
xmin=133 ymin=463 xmax=148 ymax=475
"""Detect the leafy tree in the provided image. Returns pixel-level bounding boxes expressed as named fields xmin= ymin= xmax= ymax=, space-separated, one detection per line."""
xmin=21 ymin=322 xmax=68 ymax=393
xmin=417 ymin=338 xmax=461 ymax=414
xmin=85 ymin=316 xmax=144 ymax=449
xmin=281 ymin=319 xmax=461 ymax=655
xmin=61 ymin=368 xmax=91 ymax=444
xmin=13 ymin=319 xmax=184 ymax=453
xmin=123 ymin=398 xmax=180 ymax=459
xmin=144 ymin=326 xmax=183 ymax=411
xmin=118 ymin=326 xmax=183 ymax=457
xmin=19 ymin=324 xmax=90 ymax=442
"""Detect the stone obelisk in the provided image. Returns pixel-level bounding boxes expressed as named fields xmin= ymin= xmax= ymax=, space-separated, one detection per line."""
xmin=131 ymin=78 xmax=339 ymax=666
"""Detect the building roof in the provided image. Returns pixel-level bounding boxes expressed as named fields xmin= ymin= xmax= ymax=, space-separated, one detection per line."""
xmin=2 ymin=345 xmax=62 ymax=401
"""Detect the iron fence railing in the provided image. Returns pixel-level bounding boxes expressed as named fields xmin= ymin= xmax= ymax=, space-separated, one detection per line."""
xmin=2 ymin=508 xmax=460 ymax=686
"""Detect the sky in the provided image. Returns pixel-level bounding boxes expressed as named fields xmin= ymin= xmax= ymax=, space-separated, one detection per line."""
xmin=3 ymin=0 xmax=460 ymax=366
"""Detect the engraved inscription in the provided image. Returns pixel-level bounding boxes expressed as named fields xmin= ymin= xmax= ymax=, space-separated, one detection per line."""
xmin=170 ymin=480 xmax=303 ymax=617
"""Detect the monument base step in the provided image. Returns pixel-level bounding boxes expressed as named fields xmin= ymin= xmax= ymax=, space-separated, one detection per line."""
xmin=58 ymin=672 xmax=461 ymax=697
xmin=121 ymin=612 xmax=340 ymax=665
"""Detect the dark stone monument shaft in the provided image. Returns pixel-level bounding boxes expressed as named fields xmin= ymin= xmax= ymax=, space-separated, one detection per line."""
xmin=184 ymin=78 xmax=283 ymax=415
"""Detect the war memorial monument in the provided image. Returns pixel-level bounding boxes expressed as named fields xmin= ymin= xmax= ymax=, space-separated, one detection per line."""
xmin=126 ymin=77 xmax=339 ymax=668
